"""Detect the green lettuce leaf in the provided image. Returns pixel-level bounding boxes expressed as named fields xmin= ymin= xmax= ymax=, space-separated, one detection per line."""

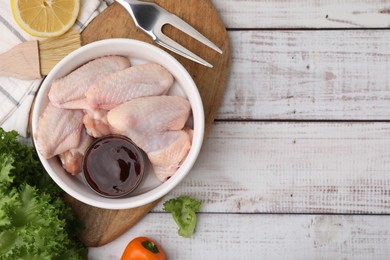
xmin=0 ymin=128 xmax=86 ymax=259
xmin=163 ymin=195 xmax=201 ymax=238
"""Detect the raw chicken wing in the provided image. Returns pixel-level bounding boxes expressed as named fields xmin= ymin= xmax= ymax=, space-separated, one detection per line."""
xmin=59 ymin=129 xmax=94 ymax=175
xmin=35 ymin=103 xmax=84 ymax=159
xmin=148 ymin=130 xmax=192 ymax=181
xmin=48 ymin=56 xmax=130 ymax=109
xmin=83 ymin=109 xmax=112 ymax=138
xmin=107 ymin=95 xmax=190 ymax=135
xmin=86 ymin=63 xmax=174 ymax=110
xmin=123 ymin=129 xmax=192 ymax=182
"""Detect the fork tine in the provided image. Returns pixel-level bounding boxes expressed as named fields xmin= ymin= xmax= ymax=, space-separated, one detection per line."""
xmin=115 ymin=0 xmax=220 ymax=67
xmin=164 ymin=13 xmax=223 ymax=54
xmin=155 ymin=31 xmax=214 ymax=68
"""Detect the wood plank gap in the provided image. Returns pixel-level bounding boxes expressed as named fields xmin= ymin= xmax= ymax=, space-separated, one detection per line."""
xmin=214 ymin=119 xmax=390 ymax=123
xmin=227 ymin=27 xmax=390 ymax=31
xmin=149 ymin=211 xmax=390 ymax=217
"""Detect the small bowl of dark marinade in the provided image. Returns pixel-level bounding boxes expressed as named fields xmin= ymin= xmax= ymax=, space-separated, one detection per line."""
xmin=82 ymin=134 xmax=145 ymax=198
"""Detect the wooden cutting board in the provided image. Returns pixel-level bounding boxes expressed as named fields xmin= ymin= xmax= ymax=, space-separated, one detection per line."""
xmin=64 ymin=0 xmax=231 ymax=247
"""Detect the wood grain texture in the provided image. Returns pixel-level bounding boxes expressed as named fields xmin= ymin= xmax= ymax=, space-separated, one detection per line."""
xmin=150 ymin=122 xmax=390 ymax=214
xmin=213 ymin=0 xmax=390 ymax=28
xmin=65 ymin=0 xmax=231 ymax=247
xmin=218 ymin=30 xmax=390 ymax=120
xmin=64 ymin=195 xmax=159 ymax=246
xmin=89 ymin=213 xmax=390 ymax=259
xmin=84 ymin=1 xmax=390 ymax=258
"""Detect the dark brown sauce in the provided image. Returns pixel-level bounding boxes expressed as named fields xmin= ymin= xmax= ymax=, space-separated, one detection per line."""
xmin=82 ymin=135 xmax=145 ymax=198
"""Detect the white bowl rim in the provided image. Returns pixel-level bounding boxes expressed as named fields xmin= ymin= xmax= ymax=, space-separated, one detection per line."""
xmin=32 ymin=38 xmax=205 ymax=209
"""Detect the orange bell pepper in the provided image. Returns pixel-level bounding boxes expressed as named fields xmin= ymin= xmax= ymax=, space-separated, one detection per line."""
xmin=121 ymin=236 xmax=166 ymax=260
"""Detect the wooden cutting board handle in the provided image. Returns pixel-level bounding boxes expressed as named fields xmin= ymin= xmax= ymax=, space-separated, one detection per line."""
xmin=65 ymin=0 xmax=231 ymax=247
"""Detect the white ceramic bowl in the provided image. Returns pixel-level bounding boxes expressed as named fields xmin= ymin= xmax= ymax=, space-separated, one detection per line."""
xmin=32 ymin=39 xmax=204 ymax=209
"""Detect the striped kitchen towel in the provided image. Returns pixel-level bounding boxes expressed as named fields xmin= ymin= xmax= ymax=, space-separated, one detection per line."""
xmin=0 ymin=0 xmax=113 ymax=137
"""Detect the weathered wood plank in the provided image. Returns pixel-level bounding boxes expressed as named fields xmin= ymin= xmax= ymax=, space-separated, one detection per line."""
xmin=214 ymin=0 xmax=390 ymax=28
xmin=89 ymin=213 xmax=390 ymax=259
xmin=218 ymin=30 xmax=390 ymax=120
xmin=152 ymin=122 xmax=390 ymax=214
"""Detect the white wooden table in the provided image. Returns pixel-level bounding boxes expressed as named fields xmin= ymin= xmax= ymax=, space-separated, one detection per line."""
xmin=89 ymin=1 xmax=390 ymax=259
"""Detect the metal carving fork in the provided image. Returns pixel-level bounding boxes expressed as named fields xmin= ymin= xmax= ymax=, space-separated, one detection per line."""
xmin=115 ymin=0 xmax=223 ymax=68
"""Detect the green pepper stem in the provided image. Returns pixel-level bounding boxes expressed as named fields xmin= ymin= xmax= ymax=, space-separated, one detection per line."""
xmin=142 ymin=240 xmax=159 ymax=254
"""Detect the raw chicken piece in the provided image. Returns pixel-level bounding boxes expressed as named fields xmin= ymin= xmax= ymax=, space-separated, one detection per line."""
xmin=86 ymin=63 xmax=174 ymax=110
xmin=35 ymin=103 xmax=84 ymax=159
xmin=48 ymin=56 xmax=130 ymax=109
xmin=107 ymin=96 xmax=190 ymax=135
xmin=83 ymin=109 xmax=112 ymax=138
xmin=59 ymin=129 xmax=94 ymax=175
xmin=123 ymin=130 xmax=192 ymax=182
xmin=148 ymin=130 xmax=192 ymax=181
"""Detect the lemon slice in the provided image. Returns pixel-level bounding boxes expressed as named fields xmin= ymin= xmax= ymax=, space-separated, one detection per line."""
xmin=11 ymin=0 xmax=80 ymax=38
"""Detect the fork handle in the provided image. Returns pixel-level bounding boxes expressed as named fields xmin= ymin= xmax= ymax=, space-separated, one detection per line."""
xmin=115 ymin=0 xmax=161 ymax=38
xmin=116 ymin=0 xmax=143 ymax=7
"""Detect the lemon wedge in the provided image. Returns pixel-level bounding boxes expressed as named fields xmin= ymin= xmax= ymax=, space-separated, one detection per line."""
xmin=11 ymin=0 xmax=80 ymax=38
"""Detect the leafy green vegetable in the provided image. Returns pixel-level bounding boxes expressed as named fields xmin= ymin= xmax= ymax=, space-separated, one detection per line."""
xmin=163 ymin=195 xmax=201 ymax=238
xmin=0 ymin=128 xmax=86 ymax=259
